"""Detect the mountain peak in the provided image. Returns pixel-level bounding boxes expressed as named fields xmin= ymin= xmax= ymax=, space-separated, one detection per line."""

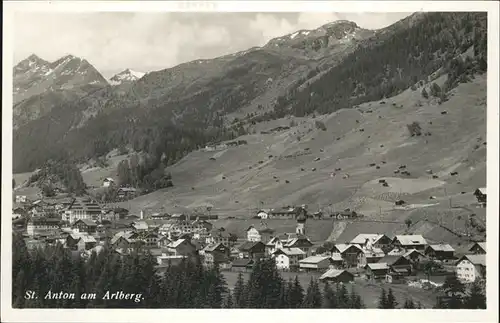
xmin=13 ymin=53 xmax=109 ymax=105
xmin=14 ymin=54 xmax=51 ymax=73
xmin=27 ymin=53 xmax=43 ymax=61
xmin=321 ymin=20 xmax=359 ymax=28
xmin=109 ymin=68 xmax=145 ymax=86
xmin=62 ymin=54 xmax=78 ymax=60
xmin=264 ymin=19 xmax=368 ymax=53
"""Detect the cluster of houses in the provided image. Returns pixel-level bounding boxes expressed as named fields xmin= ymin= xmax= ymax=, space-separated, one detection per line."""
xmin=238 ymin=217 xmax=487 ymax=285
xmin=13 ymin=193 xmax=487 ymax=287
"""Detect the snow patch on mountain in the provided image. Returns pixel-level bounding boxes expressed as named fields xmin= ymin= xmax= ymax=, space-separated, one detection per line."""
xmin=109 ymin=68 xmax=146 ymax=85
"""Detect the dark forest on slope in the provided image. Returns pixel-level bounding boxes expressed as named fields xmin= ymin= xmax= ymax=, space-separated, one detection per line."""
xmin=270 ymin=12 xmax=487 ymax=118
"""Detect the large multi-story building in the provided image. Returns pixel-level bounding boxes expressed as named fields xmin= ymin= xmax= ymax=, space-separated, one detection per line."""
xmin=63 ymin=198 xmax=102 ymax=224
xmin=27 ymin=217 xmax=61 ymax=237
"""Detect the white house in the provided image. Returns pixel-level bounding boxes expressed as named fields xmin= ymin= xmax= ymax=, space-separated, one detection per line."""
xmin=456 ymin=254 xmax=486 ymax=283
xmin=272 ymin=248 xmax=306 ymax=270
xmin=15 ymin=195 xmax=27 ymax=203
xmin=245 ymin=224 xmax=275 ymax=243
xmin=257 ymin=209 xmax=271 ymax=219
xmin=246 ymin=225 xmax=262 ymax=242
xmin=102 ymin=177 xmax=115 ymax=188
xmin=265 ymin=233 xmax=314 ymax=257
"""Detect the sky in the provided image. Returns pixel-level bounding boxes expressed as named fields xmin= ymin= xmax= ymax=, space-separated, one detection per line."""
xmin=13 ymin=12 xmax=411 ymax=78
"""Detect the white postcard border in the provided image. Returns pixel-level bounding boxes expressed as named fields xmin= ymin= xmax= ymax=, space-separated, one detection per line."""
xmin=2 ymin=1 xmax=499 ymax=322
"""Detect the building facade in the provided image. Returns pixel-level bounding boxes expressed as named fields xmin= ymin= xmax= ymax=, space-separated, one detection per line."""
xmin=64 ymin=198 xmax=103 ymax=224
xmin=456 ymin=255 xmax=486 ymax=283
xmin=27 ymin=218 xmax=61 ymax=237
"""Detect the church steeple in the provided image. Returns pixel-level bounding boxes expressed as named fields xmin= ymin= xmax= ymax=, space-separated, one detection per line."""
xmin=296 ymin=207 xmax=307 ymax=235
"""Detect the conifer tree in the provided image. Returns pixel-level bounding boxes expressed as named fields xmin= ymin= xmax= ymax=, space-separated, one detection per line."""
xmin=464 ymin=280 xmax=486 ymax=309
xmin=386 ymin=288 xmax=398 ymax=309
xmin=322 ymin=281 xmax=337 ymax=308
xmin=277 ymin=280 xmax=289 ymax=308
xmin=349 ymin=288 xmax=364 ymax=308
xmin=337 ymin=283 xmax=349 ymax=308
xmin=13 ymin=269 xmax=27 ymax=308
xmin=378 ymin=288 xmax=388 ymax=309
xmin=302 ymin=278 xmax=322 ymax=308
xmin=403 ymin=298 xmax=416 ymax=309
xmin=224 ymin=290 xmax=234 ymax=309
xmin=289 ymin=276 xmax=304 ymax=308
xmin=311 ymin=279 xmax=323 ymax=308
xmin=233 ymin=272 xmax=246 ymax=308
xmin=442 ymin=273 xmax=465 ymax=309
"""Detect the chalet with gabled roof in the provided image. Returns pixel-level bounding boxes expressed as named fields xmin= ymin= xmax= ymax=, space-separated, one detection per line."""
xmin=201 ymin=243 xmax=230 ymax=267
xmin=72 ymin=219 xmax=98 ymax=234
xmin=131 ymin=221 xmax=148 ymax=231
xmin=378 ymin=255 xmax=413 ymax=276
xmin=403 ymin=249 xmax=427 ymax=263
xmin=166 ymin=239 xmax=197 ymax=257
xmin=424 ymin=244 xmax=455 ymax=260
xmin=357 ymin=247 xmax=385 ymax=268
xmin=299 ymin=255 xmax=342 ymax=271
xmin=110 ymin=231 xmax=143 ymax=251
xmin=331 ymin=243 xmax=363 ymax=267
xmin=350 ymin=233 xmax=392 ymax=250
xmin=469 ymin=242 xmax=486 ymax=255
xmin=238 ymin=241 xmax=266 ymax=260
xmin=365 ymin=263 xmax=390 ymax=280
xmin=320 ymin=269 xmax=354 ymax=283
xmin=117 ymin=187 xmax=138 ymax=200
xmin=391 ymin=235 xmax=427 ymax=251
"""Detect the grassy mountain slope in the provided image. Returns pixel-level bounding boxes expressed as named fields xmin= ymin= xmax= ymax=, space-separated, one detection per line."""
xmin=99 ymin=73 xmax=486 ymax=244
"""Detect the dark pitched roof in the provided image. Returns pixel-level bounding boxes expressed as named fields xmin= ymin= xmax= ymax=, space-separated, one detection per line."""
xmin=378 ymin=255 xmax=407 ymax=266
xmin=238 ymin=241 xmax=265 ymax=252
xmin=204 ymin=243 xmax=228 ymax=252
xmin=74 ymin=219 xmax=97 ymax=227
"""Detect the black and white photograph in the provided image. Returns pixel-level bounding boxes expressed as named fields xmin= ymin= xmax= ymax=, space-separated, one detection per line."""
xmin=2 ymin=1 xmax=499 ymax=322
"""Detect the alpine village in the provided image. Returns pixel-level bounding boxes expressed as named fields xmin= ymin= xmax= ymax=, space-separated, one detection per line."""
xmin=12 ymin=12 xmax=488 ymax=309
